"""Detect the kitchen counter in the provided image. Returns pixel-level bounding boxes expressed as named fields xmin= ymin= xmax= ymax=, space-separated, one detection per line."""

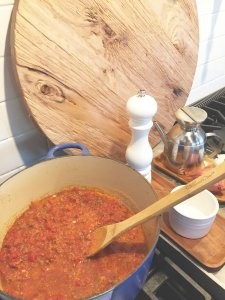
xmin=152 ymin=143 xmax=225 ymax=299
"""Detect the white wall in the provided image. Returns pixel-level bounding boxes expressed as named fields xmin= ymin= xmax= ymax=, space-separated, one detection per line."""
xmin=0 ymin=0 xmax=225 ymax=183
xmin=0 ymin=1 xmax=49 ymax=184
xmin=186 ymin=0 xmax=225 ymax=104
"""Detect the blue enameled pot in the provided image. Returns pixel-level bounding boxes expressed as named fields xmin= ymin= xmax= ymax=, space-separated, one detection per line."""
xmin=0 ymin=143 xmax=159 ymax=300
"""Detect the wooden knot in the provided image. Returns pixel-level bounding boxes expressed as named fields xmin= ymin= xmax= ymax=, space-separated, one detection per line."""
xmin=173 ymin=87 xmax=183 ymax=97
xmin=86 ymin=9 xmax=127 ymax=50
xmin=103 ymin=23 xmax=115 ymax=38
xmin=36 ymin=80 xmax=65 ymax=103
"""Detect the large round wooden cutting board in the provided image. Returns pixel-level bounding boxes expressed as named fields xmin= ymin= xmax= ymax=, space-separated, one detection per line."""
xmin=11 ymin=0 xmax=198 ymax=161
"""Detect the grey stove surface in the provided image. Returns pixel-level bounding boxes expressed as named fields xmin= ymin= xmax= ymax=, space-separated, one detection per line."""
xmin=136 ymin=232 xmax=225 ymax=300
xmin=136 ymin=237 xmax=214 ymax=300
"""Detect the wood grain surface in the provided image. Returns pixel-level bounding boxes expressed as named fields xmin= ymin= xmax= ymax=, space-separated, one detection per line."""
xmin=11 ymin=0 xmax=199 ymax=161
xmin=152 ymin=171 xmax=225 ymax=271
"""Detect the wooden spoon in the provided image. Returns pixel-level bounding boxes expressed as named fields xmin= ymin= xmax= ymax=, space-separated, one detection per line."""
xmin=87 ymin=160 xmax=225 ymax=257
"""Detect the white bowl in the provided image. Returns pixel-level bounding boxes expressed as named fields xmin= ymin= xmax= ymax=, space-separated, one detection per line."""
xmin=168 ymin=185 xmax=219 ymax=239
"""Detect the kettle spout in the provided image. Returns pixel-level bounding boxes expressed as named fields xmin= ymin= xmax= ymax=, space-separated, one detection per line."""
xmin=153 ymin=121 xmax=168 ymax=149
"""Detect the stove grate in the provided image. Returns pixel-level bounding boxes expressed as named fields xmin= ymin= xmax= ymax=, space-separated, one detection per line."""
xmin=136 ymin=250 xmax=212 ymax=300
xmin=193 ymin=89 xmax=225 ymax=132
xmin=192 ymin=88 xmax=225 ymax=154
xmin=193 ymin=87 xmax=225 ymax=108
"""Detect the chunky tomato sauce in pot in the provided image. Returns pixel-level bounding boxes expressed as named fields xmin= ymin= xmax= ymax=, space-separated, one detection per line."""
xmin=0 ymin=186 xmax=148 ymax=300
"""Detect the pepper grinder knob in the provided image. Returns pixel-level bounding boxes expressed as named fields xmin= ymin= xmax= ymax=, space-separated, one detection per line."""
xmin=125 ymin=90 xmax=157 ymax=182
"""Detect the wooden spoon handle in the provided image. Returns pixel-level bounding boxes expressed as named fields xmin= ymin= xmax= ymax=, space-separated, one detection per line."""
xmin=117 ymin=161 xmax=225 ymax=234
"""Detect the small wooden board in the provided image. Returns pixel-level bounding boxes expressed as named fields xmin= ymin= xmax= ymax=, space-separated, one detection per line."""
xmin=153 ymin=154 xmax=225 ymax=203
xmin=162 ymin=213 xmax=225 ymax=271
xmin=151 ymin=171 xmax=225 ymax=271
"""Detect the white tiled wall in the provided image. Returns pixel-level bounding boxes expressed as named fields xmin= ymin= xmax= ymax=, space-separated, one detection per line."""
xmin=0 ymin=0 xmax=48 ymax=184
xmin=186 ymin=0 xmax=225 ymax=104
xmin=0 ymin=0 xmax=225 ymax=183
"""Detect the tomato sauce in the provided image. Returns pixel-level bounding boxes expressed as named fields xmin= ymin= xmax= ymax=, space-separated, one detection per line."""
xmin=0 ymin=187 xmax=148 ymax=300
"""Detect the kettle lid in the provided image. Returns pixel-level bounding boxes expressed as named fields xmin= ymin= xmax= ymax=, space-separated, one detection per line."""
xmin=175 ymin=106 xmax=207 ymax=125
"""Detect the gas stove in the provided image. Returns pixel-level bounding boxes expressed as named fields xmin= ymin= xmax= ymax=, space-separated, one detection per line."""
xmin=193 ymin=87 xmax=225 ymax=155
xmin=136 ymin=88 xmax=225 ymax=300
xmin=193 ymin=88 xmax=225 ymax=133
xmin=136 ymin=245 xmax=213 ymax=300
xmin=136 ymin=234 xmax=225 ymax=300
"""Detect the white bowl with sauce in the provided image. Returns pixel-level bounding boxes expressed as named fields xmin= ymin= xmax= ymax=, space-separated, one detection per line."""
xmin=169 ymin=185 xmax=219 ymax=239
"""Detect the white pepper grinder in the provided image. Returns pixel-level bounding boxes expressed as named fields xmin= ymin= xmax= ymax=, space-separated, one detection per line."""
xmin=125 ymin=90 xmax=157 ymax=182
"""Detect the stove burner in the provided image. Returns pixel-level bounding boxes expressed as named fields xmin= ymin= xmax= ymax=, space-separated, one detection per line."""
xmin=193 ymin=88 xmax=225 ymax=154
xmin=195 ymin=99 xmax=225 ymax=131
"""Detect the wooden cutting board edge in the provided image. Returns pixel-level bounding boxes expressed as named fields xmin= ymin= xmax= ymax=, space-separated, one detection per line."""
xmin=10 ymin=0 xmax=199 ymax=161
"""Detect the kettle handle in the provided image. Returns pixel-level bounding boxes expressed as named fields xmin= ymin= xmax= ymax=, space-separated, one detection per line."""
xmin=153 ymin=120 xmax=168 ymax=150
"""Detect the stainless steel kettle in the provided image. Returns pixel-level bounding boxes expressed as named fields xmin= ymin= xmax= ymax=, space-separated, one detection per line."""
xmin=154 ymin=107 xmax=222 ymax=173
